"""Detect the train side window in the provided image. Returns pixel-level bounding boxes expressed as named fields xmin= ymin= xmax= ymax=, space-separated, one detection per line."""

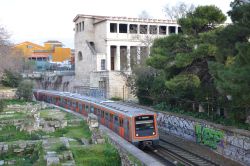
xmin=85 ymin=105 xmax=89 ymax=112
xmin=114 ymin=116 xmax=118 ymax=125
xmin=105 ymin=112 xmax=109 ymax=120
xmin=90 ymin=106 xmax=94 ymax=113
xmin=101 ymin=110 xmax=104 ymax=118
xmin=76 ymin=102 xmax=78 ymax=108
xmin=127 ymin=121 xmax=129 ymax=129
xmin=119 ymin=118 xmax=123 ymax=127
xmin=109 ymin=114 xmax=113 ymax=122
xmin=79 ymin=103 xmax=82 ymax=110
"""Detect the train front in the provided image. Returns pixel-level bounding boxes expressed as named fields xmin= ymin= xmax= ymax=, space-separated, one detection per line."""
xmin=132 ymin=113 xmax=159 ymax=148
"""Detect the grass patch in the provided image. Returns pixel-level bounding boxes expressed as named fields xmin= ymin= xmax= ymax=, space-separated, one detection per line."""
xmin=2 ymin=99 xmax=32 ymax=105
xmin=70 ymin=143 xmax=120 ymax=166
xmin=128 ymin=153 xmax=143 ymax=166
xmin=65 ymin=112 xmax=77 ymax=120
xmin=0 ymin=126 xmax=42 ymax=142
xmin=49 ymin=121 xmax=91 ymax=140
xmin=0 ymin=111 xmax=26 ymax=120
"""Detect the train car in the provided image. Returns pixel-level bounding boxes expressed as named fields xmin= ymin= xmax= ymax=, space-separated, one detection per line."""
xmin=33 ymin=89 xmax=159 ymax=148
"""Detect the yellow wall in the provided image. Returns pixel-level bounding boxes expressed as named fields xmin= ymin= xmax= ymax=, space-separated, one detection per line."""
xmin=15 ymin=42 xmax=44 ymax=57
xmin=44 ymin=43 xmax=53 ymax=51
xmin=52 ymin=47 xmax=71 ymax=62
xmin=15 ymin=41 xmax=71 ymax=62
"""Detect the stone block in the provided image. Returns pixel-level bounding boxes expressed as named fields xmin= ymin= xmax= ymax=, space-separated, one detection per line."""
xmin=0 ymin=160 xmax=4 ymax=166
xmin=81 ymin=138 xmax=89 ymax=145
xmin=19 ymin=143 xmax=27 ymax=149
xmin=14 ymin=148 xmax=24 ymax=153
xmin=96 ymin=138 xmax=105 ymax=144
xmin=47 ymin=156 xmax=60 ymax=166
xmin=3 ymin=144 xmax=8 ymax=153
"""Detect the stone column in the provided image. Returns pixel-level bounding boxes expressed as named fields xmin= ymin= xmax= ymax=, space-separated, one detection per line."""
xmin=166 ymin=26 xmax=169 ymax=35
xmin=175 ymin=26 xmax=178 ymax=34
xmin=116 ymin=46 xmax=120 ymax=71
xmin=106 ymin=45 xmax=111 ymax=71
xmin=137 ymin=46 xmax=141 ymax=64
xmin=127 ymin=46 xmax=131 ymax=71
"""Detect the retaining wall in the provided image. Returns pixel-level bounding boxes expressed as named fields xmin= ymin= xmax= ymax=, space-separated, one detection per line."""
xmin=157 ymin=111 xmax=250 ymax=166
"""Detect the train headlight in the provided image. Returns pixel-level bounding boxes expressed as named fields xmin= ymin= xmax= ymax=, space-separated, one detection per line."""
xmin=136 ymin=134 xmax=139 ymax=137
xmin=153 ymin=132 xmax=155 ymax=135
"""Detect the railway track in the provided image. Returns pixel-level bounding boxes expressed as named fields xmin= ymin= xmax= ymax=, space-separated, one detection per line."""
xmin=146 ymin=139 xmax=219 ymax=166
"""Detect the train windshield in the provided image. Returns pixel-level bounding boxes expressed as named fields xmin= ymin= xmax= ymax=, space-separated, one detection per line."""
xmin=135 ymin=115 xmax=155 ymax=137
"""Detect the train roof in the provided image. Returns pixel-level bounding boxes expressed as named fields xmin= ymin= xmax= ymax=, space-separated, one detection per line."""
xmin=34 ymin=89 xmax=155 ymax=117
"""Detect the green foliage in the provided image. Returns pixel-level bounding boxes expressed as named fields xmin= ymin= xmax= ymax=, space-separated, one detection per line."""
xmin=1 ymin=69 xmax=22 ymax=87
xmin=210 ymin=3 xmax=250 ymax=109
xmin=16 ymin=79 xmax=34 ymax=101
xmin=165 ymin=74 xmax=200 ymax=91
xmin=110 ymin=97 xmax=122 ymax=101
xmin=178 ymin=5 xmax=226 ymax=35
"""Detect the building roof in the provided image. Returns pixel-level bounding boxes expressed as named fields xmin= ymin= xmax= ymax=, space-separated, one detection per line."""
xmin=15 ymin=41 xmax=44 ymax=49
xmin=44 ymin=40 xmax=62 ymax=44
xmin=73 ymin=14 xmax=177 ymax=24
xmin=37 ymin=89 xmax=155 ymax=117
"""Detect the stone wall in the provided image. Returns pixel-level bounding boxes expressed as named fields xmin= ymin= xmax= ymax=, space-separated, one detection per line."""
xmin=0 ymin=89 xmax=16 ymax=99
xmin=157 ymin=112 xmax=250 ymax=166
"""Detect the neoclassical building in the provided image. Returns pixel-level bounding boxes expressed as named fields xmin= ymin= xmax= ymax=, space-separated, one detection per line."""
xmin=73 ymin=14 xmax=180 ymax=99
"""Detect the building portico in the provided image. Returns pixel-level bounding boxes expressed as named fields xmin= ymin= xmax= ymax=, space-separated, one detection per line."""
xmin=73 ymin=14 xmax=180 ymax=99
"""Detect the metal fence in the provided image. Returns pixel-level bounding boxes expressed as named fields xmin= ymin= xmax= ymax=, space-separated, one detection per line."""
xmin=73 ymin=86 xmax=106 ymax=99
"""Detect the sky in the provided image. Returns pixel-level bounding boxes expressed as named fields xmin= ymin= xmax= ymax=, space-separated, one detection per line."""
xmin=0 ymin=0 xmax=233 ymax=49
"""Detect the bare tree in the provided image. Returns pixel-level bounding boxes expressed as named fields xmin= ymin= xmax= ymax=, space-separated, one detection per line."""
xmin=163 ymin=1 xmax=195 ymax=20
xmin=0 ymin=26 xmax=24 ymax=76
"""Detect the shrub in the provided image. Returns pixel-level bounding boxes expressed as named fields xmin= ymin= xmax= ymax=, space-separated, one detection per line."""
xmin=16 ymin=80 xmax=34 ymax=101
xmin=110 ymin=97 xmax=122 ymax=101
xmin=1 ymin=69 xmax=22 ymax=87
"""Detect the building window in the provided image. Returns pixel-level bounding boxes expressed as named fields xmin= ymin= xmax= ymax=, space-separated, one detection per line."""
xmin=76 ymin=23 xmax=78 ymax=32
xmin=78 ymin=51 xmax=83 ymax=61
xmin=101 ymin=59 xmax=105 ymax=70
xmin=110 ymin=23 xmax=117 ymax=33
xmin=27 ymin=45 xmax=33 ymax=48
xmin=159 ymin=26 xmax=166 ymax=34
xmin=169 ymin=26 xmax=176 ymax=34
xmin=140 ymin=25 xmax=148 ymax=34
xmin=149 ymin=25 xmax=157 ymax=34
xmin=119 ymin=24 xmax=127 ymax=33
xmin=129 ymin=24 xmax=138 ymax=34
xmin=79 ymin=22 xmax=81 ymax=32
xmin=82 ymin=21 xmax=84 ymax=31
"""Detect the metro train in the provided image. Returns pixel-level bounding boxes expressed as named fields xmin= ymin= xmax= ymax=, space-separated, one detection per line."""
xmin=33 ymin=89 xmax=159 ymax=148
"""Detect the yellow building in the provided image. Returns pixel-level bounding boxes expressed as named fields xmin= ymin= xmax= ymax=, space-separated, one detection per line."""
xmin=15 ymin=41 xmax=44 ymax=58
xmin=15 ymin=40 xmax=71 ymax=62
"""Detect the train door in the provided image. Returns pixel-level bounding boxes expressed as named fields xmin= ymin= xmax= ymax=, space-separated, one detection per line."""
xmin=124 ymin=118 xmax=130 ymax=141
xmin=78 ymin=102 xmax=82 ymax=113
xmin=109 ymin=114 xmax=114 ymax=130
xmin=114 ymin=115 xmax=119 ymax=134
xmin=75 ymin=101 xmax=78 ymax=112
xmin=105 ymin=112 xmax=109 ymax=127
xmin=101 ymin=110 xmax=105 ymax=125
xmin=119 ymin=117 xmax=124 ymax=138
